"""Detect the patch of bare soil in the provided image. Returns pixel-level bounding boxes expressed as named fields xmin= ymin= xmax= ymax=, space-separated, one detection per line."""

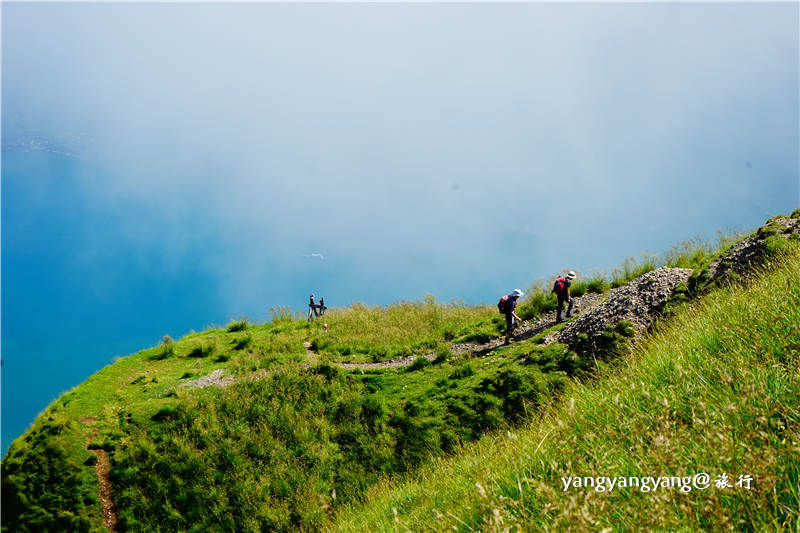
xmin=85 ymin=426 xmax=118 ymax=533
xmin=179 ymin=369 xmax=235 ymax=388
xmin=337 ymin=353 xmax=438 ymax=371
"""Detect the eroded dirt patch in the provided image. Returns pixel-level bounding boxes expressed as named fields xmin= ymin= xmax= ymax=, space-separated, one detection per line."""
xmin=337 ymin=353 xmax=438 ymax=370
xmin=179 ymin=368 xmax=235 ymax=388
xmin=85 ymin=427 xmax=118 ymax=533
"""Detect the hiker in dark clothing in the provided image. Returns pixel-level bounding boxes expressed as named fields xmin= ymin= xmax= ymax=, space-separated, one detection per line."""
xmin=500 ymin=289 xmax=524 ymax=344
xmin=553 ymin=271 xmax=576 ymax=322
xmin=308 ymin=293 xmax=318 ymax=321
xmin=318 ymin=297 xmax=327 ymax=316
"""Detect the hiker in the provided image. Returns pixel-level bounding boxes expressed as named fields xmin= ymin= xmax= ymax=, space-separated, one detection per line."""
xmin=318 ymin=296 xmax=327 ymax=316
xmin=498 ymin=289 xmax=524 ymax=344
xmin=553 ymin=271 xmax=576 ymax=322
xmin=308 ymin=293 xmax=318 ymax=321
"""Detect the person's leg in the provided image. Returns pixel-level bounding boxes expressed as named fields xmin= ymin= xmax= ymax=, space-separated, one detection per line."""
xmin=566 ymin=298 xmax=574 ymax=318
xmin=556 ymin=296 xmax=564 ymax=321
xmin=505 ymin=313 xmax=513 ymax=343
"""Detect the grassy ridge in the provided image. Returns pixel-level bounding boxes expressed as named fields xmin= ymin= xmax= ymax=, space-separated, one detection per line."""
xmin=0 ymin=299 xmax=553 ymax=532
xmin=309 ymin=298 xmax=497 ymax=362
xmin=0 ymin=320 xmax=314 ymax=532
xmin=331 ymin=244 xmax=800 ymax=532
xmin=0 ymin=223 xmax=775 ymax=532
xmin=106 ymin=344 xmax=576 ymax=530
xmin=513 ymin=230 xmax=743 ymax=322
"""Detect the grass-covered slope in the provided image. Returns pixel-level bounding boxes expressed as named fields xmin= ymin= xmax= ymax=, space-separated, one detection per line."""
xmin=0 ymin=302 xmax=544 ymax=532
xmin=1 ymin=215 xmax=794 ymax=532
xmin=331 ymin=244 xmax=800 ymax=532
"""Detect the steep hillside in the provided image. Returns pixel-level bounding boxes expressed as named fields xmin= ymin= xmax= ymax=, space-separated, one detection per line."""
xmin=2 ymin=211 xmax=798 ymax=532
xmin=331 ymin=239 xmax=800 ymax=532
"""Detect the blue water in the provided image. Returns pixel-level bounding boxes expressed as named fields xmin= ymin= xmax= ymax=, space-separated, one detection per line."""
xmin=1 ymin=151 xmax=229 ymax=455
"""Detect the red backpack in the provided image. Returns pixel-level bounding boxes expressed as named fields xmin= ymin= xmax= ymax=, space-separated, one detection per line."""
xmin=552 ymin=277 xmax=566 ymax=294
xmin=497 ymin=295 xmax=510 ymax=314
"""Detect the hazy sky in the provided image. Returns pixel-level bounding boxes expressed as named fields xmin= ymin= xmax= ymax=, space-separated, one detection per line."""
xmin=2 ymin=2 xmax=798 ymax=452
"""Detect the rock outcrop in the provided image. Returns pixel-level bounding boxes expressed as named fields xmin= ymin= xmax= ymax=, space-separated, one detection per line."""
xmin=546 ymin=209 xmax=800 ymax=358
xmin=550 ymin=267 xmax=693 ymax=355
xmin=704 ymin=211 xmax=800 ymax=285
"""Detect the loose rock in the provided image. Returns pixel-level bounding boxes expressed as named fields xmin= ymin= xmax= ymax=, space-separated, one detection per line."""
xmin=705 ymin=214 xmax=800 ymax=285
xmin=180 ymin=369 xmax=234 ymax=388
xmin=550 ymin=267 xmax=693 ymax=354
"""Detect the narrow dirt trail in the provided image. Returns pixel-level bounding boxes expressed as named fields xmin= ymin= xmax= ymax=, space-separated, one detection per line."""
xmin=317 ymin=292 xmax=603 ymax=370
xmin=83 ymin=420 xmax=119 ymax=533
xmin=337 ymin=352 xmax=438 ymax=370
xmin=181 ymin=292 xmax=603 ymax=387
xmin=303 ymin=342 xmax=319 ymax=364
xmin=447 ymin=292 xmax=602 ymax=356
xmin=304 ymin=342 xmax=436 ymax=370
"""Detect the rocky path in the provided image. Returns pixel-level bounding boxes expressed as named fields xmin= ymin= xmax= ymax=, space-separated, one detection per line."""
xmin=549 ymin=267 xmax=693 ymax=352
xmin=180 ymin=292 xmax=605 ymax=386
xmin=448 ymin=292 xmax=603 ymax=356
xmin=338 ymin=353 xmax=438 ymax=370
xmin=180 ymin=368 xmax=235 ymax=388
xmin=83 ymin=420 xmax=118 ymax=533
xmin=181 ymin=271 xmax=690 ymax=386
xmin=324 ymin=292 xmax=603 ymax=370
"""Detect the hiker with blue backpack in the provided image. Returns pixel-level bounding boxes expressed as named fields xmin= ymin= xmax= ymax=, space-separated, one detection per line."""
xmin=553 ymin=271 xmax=577 ymax=322
xmin=498 ymin=289 xmax=524 ymax=344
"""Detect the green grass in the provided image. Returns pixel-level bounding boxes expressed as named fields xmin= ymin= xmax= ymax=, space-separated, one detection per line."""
xmin=607 ymin=232 xmax=744 ymax=288
xmin=330 ymin=243 xmax=800 ymax=532
xmin=516 ymin=283 xmax=558 ymax=320
xmin=0 ymin=219 xmax=789 ymax=532
xmin=309 ymin=296 xmax=496 ymax=361
xmin=512 ymin=231 xmax=743 ymax=319
xmin=0 ymin=297 xmax=571 ymax=532
xmin=104 ymin=335 xmax=576 ymax=532
xmin=0 ymin=319 xmax=313 ymax=532
xmin=226 ymin=319 xmax=248 ymax=333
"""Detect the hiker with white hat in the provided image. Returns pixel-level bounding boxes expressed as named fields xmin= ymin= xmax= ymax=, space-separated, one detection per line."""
xmin=552 ymin=271 xmax=577 ymax=322
xmin=308 ymin=293 xmax=318 ymax=321
xmin=498 ymin=288 xmax=524 ymax=344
